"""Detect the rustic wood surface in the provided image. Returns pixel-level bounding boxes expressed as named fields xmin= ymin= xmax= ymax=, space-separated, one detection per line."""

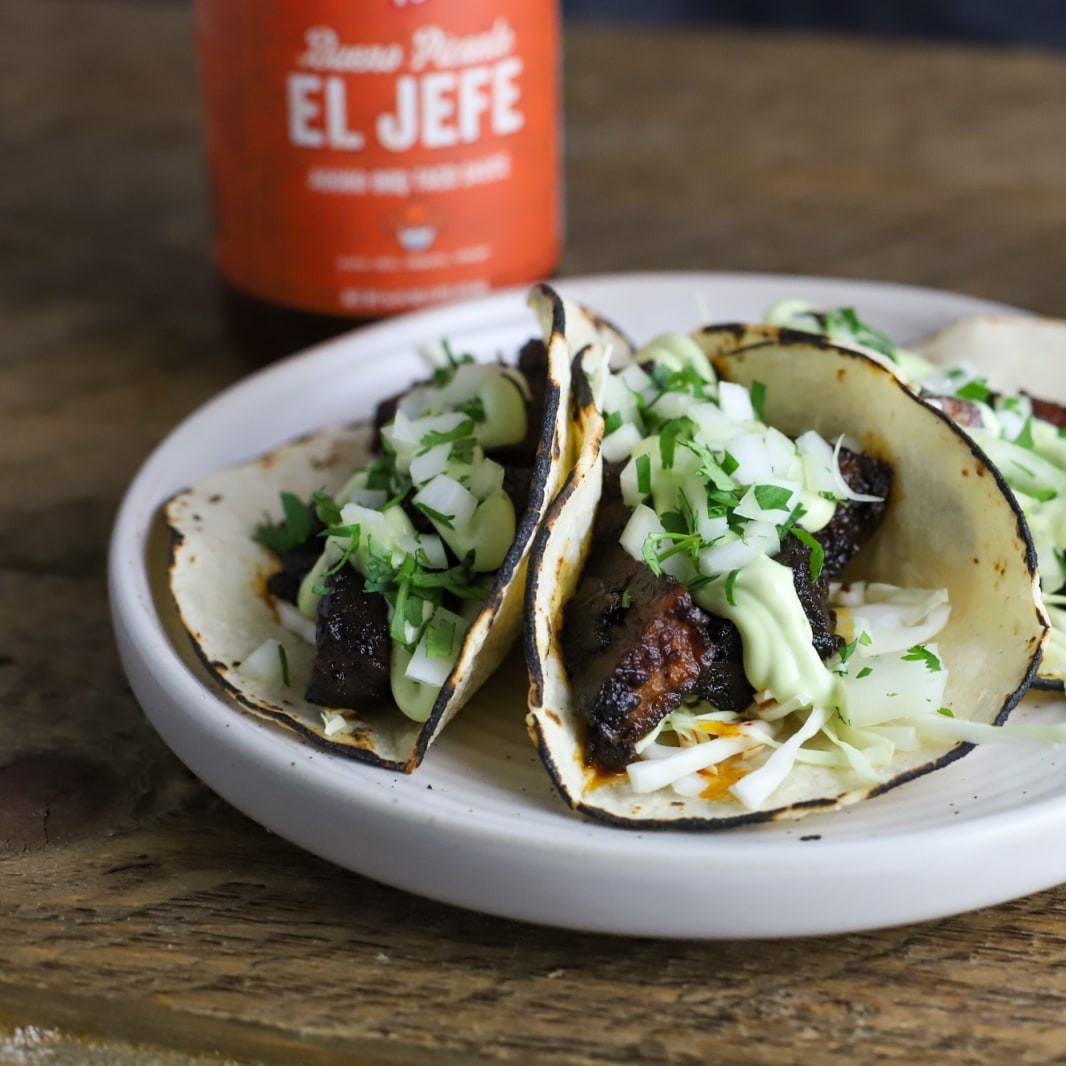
xmin=5 ymin=1 xmax=1066 ymax=1062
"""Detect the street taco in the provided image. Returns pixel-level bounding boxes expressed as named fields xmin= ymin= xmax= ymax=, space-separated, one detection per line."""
xmin=526 ymin=317 xmax=1047 ymax=828
xmin=167 ymin=284 xmax=581 ymax=772
xmin=764 ymin=303 xmax=1066 ymax=688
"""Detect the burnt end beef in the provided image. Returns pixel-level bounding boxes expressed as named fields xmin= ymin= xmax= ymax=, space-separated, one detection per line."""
xmin=925 ymin=395 xmax=986 ymax=429
xmin=564 ymin=555 xmax=755 ymax=773
xmin=1025 ymin=394 xmax=1066 ymax=429
xmin=305 ymin=567 xmax=394 ymax=711
xmin=815 ymin=447 xmax=893 ymax=579
xmin=774 ymin=536 xmax=841 ymax=660
xmin=266 ymin=506 xmax=326 ymax=605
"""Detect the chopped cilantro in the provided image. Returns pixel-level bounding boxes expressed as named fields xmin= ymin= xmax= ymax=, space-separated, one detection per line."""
xmin=902 ymin=645 xmax=942 ymax=672
xmin=604 ymin=410 xmax=623 ymax=436
xmin=426 ymin=616 xmax=457 ymax=659
xmin=620 ymin=589 xmax=632 ymax=609
xmin=724 ymin=568 xmax=740 ymax=606
xmin=660 ymin=510 xmax=689 ymax=535
xmin=636 ymin=453 xmax=652 ymax=496
xmin=750 ymin=380 xmax=767 ymax=422
xmin=955 ymin=379 xmax=991 ymax=404
xmin=253 ymin=492 xmax=312 ymax=553
xmin=418 ymin=418 xmax=476 ymax=452
xmin=457 ymin=396 xmax=487 ymax=423
xmin=1015 ymin=416 xmax=1035 ymax=451
xmin=754 ymin=484 xmax=793 ymax=512
xmin=312 ymin=490 xmax=342 ymax=527
xmin=856 ymin=666 xmax=873 ymax=679
xmin=937 ymin=707 xmax=954 ymax=717
xmin=790 ymin=527 xmax=825 ymax=582
xmin=415 ymin=502 xmax=456 ymax=529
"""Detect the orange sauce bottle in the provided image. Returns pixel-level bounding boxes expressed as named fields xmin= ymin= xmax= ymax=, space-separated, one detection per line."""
xmin=194 ymin=0 xmax=562 ymax=361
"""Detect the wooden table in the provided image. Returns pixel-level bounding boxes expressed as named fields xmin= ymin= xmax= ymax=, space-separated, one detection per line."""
xmin=5 ymin=2 xmax=1066 ymax=1062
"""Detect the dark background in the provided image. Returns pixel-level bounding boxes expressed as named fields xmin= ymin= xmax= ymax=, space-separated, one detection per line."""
xmin=562 ymin=0 xmax=1066 ymax=49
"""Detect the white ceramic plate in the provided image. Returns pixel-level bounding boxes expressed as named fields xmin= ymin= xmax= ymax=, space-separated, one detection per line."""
xmin=110 ymin=272 xmax=1066 ymax=939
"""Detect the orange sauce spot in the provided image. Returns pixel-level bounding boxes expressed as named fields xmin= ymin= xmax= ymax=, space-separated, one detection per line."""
xmin=583 ymin=765 xmax=627 ymax=792
xmin=699 ymin=759 xmax=748 ymax=801
xmin=695 ymin=720 xmax=743 ymax=738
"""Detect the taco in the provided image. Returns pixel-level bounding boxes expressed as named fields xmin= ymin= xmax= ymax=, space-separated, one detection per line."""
xmin=525 ymin=317 xmax=1047 ymax=828
xmin=166 ymin=284 xmax=587 ymax=772
xmin=764 ymin=302 xmax=1066 ymax=688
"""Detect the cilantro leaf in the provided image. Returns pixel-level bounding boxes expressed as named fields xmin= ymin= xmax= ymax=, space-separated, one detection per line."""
xmin=253 ymin=492 xmax=312 ymax=553
xmin=902 ymin=645 xmax=942 ymax=672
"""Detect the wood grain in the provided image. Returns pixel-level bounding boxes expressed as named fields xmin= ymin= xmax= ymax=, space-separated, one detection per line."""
xmin=5 ymin=1 xmax=1066 ymax=1062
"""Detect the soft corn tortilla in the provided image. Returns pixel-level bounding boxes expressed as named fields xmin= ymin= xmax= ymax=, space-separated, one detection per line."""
xmin=912 ymin=315 xmax=1066 ymax=689
xmin=525 ymin=326 xmax=1047 ymax=829
xmin=166 ymin=284 xmax=576 ymax=772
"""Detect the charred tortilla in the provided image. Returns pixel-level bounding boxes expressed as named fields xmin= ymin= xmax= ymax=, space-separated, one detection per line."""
xmin=526 ymin=321 xmax=1046 ymax=829
xmin=167 ymin=284 xmax=577 ymax=772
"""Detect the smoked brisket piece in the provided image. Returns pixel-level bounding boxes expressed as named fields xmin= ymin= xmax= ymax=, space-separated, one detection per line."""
xmin=1025 ymin=394 xmax=1066 ymax=429
xmin=815 ymin=447 xmax=893 ymax=579
xmin=564 ymin=553 xmax=754 ymax=773
xmin=774 ymin=535 xmax=841 ymax=659
xmin=305 ymin=567 xmax=394 ymax=711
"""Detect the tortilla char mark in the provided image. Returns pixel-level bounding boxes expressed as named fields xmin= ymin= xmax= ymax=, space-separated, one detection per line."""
xmin=561 ymin=450 xmax=893 ymax=776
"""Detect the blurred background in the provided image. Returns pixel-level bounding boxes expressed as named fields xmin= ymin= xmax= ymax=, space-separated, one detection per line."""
xmin=563 ymin=0 xmax=1066 ymax=48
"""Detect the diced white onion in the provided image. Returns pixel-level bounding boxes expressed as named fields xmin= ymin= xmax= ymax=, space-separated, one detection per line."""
xmin=321 ymin=710 xmax=357 ymax=737
xmin=620 ymin=505 xmax=664 ymax=563
xmin=239 ymin=639 xmax=289 ymax=687
xmin=733 ymin=483 xmax=799 ymax=526
xmin=405 ymin=607 xmax=468 ymax=686
xmin=465 ymin=457 xmax=505 ymax=500
xmin=765 ymin=426 xmax=800 ymax=479
xmin=650 ymin=391 xmax=694 ymax=422
xmin=275 ymin=599 xmax=317 ymax=645
xmin=727 ymin=433 xmax=773 ymax=485
xmin=717 ymin=381 xmax=756 ymax=423
xmin=602 ymin=421 xmax=643 ymax=463
xmin=698 ymin=534 xmax=762 ymax=575
xmin=415 ymin=534 xmax=449 ymax=570
xmin=413 ymin=474 xmax=477 ymax=530
xmin=409 ymin=442 xmax=453 ymax=487
xmin=688 ymin=401 xmax=727 ymax=427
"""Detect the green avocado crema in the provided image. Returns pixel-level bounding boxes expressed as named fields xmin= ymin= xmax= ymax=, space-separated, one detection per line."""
xmin=766 ymin=299 xmax=1066 ymax=678
xmin=286 ymin=353 xmax=528 ymax=723
xmin=699 ymin=556 xmax=841 ymax=709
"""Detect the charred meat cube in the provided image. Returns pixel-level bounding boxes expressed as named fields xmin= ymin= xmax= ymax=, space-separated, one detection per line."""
xmin=563 ymin=553 xmax=754 ymax=773
xmin=774 ymin=535 xmax=841 ymax=659
xmin=305 ymin=567 xmax=394 ymax=711
xmin=815 ymin=447 xmax=893 ymax=579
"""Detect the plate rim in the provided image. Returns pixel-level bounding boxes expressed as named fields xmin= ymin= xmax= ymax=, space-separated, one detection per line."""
xmin=109 ymin=270 xmax=1066 ymax=938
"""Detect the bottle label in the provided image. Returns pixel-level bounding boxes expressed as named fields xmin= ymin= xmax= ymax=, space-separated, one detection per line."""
xmin=196 ymin=0 xmax=560 ymax=317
